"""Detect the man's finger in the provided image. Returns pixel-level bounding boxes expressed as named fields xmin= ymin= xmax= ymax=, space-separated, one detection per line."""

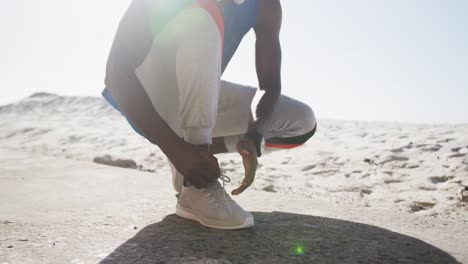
xmin=232 ymin=138 xmax=258 ymax=195
xmin=231 ymin=186 xmax=246 ymax=195
xmin=231 ymin=183 xmax=250 ymax=195
xmin=231 ymin=176 xmax=254 ymax=195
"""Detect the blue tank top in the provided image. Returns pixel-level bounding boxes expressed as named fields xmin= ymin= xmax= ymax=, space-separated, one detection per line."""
xmin=219 ymin=0 xmax=260 ymax=73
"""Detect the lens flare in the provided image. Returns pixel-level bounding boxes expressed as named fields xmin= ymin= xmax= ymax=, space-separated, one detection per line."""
xmin=295 ymin=244 xmax=305 ymax=255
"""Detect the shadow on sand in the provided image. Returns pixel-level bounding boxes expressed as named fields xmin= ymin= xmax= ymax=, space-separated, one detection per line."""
xmin=100 ymin=211 xmax=457 ymax=264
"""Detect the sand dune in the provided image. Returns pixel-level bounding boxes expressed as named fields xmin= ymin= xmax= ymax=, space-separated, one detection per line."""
xmin=1 ymin=93 xmax=467 ymax=222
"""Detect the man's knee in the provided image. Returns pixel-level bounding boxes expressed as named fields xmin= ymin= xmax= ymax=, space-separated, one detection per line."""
xmin=291 ymin=101 xmax=317 ymax=142
xmin=296 ymin=122 xmax=317 ymax=145
xmin=264 ymin=102 xmax=317 ymax=148
xmin=300 ymin=103 xmax=317 ymax=138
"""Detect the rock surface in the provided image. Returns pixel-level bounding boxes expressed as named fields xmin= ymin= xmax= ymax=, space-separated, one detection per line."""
xmin=0 ymin=150 xmax=466 ymax=263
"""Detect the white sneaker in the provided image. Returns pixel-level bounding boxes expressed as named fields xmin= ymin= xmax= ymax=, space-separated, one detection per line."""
xmin=176 ymin=176 xmax=254 ymax=229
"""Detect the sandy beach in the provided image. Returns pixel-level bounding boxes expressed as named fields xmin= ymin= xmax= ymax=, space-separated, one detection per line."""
xmin=1 ymin=93 xmax=467 ymax=263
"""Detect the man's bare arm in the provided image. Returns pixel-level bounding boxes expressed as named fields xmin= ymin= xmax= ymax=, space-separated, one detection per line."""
xmin=108 ymin=79 xmax=220 ymax=188
xmin=231 ymin=0 xmax=283 ymax=194
xmin=107 ymin=80 xmax=184 ymax=156
xmin=252 ymin=0 xmax=283 ymax=133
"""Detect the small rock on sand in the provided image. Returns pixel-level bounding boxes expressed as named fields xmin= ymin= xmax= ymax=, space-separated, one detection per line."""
xmin=451 ymin=147 xmax=462 ymax=153
xmin=410 ymin=202 xmax=436 ymax=212
xmin=301 ymin=165 xmax=316 ymax=172
xmin=459 ymin=187 xmax=468 ymax=203
xmin=379 ymin=155 xmax=409 ymax=165
xmin=429 ymin=176 xmax=454 ymax=184
xmin=93 ymin=155 xmax=138 ymax=169
xmin=262 ymin=185 xmax=277 ymax=193
xmin=459 ymin=147 xmax=468 ymax=155
xmin=360 ymin=189 xmax=372 ymax=195
xmin=463 ymin=156 xmax=468 ymax=165
xmin=449 ymin=153 xmax=465 ymax=158
xmin=389 ymin=147 xmax=404 ymax=153
xmin=406 ymin=162 xmax=420 ymax=169
xmin=422 ymin=144 xmax=442 ymax=152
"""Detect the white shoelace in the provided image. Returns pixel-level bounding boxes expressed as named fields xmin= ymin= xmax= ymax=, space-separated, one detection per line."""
xmin=219 ymin=169 xmax=231 ymax=198
xmin=205 ymin=170 xmax=232 ymax=207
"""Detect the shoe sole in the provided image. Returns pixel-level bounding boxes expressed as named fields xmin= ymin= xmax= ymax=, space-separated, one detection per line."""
xmin=176 ymin=205 xmax=254 ymax=230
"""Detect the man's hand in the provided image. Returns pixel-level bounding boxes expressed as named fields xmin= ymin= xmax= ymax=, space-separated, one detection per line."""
xmin=167 ymin=141 xmax=220 ymax=189
xmin=231 ymin=137 xmax=258 ymax=195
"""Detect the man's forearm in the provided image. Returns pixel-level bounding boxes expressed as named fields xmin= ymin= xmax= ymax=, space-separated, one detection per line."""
xmin=145 ymin=113 xmax=185 ymax=157
xmin=251 ymin=87 xmax=281 ymax=132
xmin=253 ymin=34 xmax=282 ymax=134
xmin=107 ymin=82 xmax=184 ymax=157
xmin=129 ymin=106 xmax=184 ymax=157
xmin=252 ymin=0 xmax=282 ymax=134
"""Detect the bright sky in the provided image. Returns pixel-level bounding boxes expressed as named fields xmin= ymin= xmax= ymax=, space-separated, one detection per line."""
xmin=1 ymin=0 xmax=467 ymax=124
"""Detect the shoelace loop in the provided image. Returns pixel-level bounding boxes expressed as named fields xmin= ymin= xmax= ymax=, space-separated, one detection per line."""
xmin=219 ymin=169 xmax=231 ymax=201
xmin=205 ymin=170 xmax=232 ymax=207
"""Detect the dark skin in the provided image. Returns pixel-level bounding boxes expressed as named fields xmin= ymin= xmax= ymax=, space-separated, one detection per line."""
xmin=232 ymin=0 xmax=283 ymax=195
xmin=110 ymin=0 xmax=282 ymax=191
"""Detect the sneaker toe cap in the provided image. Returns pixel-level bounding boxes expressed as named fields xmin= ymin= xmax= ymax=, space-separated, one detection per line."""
xmin=234 ymin=210 xmax=254 ymax=228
